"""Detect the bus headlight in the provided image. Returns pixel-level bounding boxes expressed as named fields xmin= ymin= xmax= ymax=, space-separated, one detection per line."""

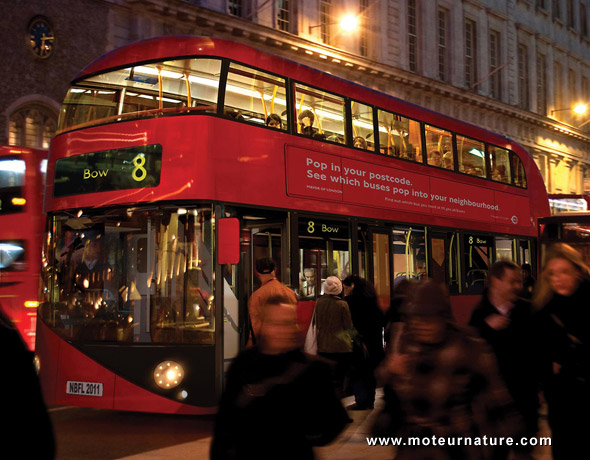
xmin=153 ymin=361 xmax=184 ymax=389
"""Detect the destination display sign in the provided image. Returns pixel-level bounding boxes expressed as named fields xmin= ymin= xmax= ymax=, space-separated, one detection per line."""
xmin=53 ymin=144 xmax=162 ymax=197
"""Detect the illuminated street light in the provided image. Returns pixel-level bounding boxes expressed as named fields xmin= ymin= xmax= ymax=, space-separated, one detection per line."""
xmin=551 ymin=103 xmax=587 ymax=116
xmin=309 ymin=15 xmax=360 ymax=34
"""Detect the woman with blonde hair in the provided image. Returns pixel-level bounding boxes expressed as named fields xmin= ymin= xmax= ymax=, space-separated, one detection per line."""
xmin=533 ymin=243 xmax=590 ymax=460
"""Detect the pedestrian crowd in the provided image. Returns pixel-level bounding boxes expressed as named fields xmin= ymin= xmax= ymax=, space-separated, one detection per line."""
xmin=212 ymin=243 xmax=589 ymax=460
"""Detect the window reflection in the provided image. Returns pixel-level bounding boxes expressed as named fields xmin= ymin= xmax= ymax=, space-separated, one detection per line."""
xmin=41 ymin=207 xmax=215 ymax=344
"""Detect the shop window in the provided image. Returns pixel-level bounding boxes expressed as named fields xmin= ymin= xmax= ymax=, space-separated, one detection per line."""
xmin=9 ymin=106 xmax=56 ymax=149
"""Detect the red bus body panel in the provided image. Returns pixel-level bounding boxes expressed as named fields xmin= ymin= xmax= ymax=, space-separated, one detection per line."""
xmin=0 ymin=146 xmax=46 ymax=350
xmin=37 ymin=320 xmax=215 ymax=414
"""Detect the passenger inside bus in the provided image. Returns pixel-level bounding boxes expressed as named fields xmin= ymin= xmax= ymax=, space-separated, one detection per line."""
xmin=300 ymin=268 xmax=316 ymax=298
xmin=266 ymin=113 xmax=283 ymax=129
xmin=353 ymin=136 xmax=368 ymax=149
xmin=298 ymin=110 xmax=325 ymax=140
xmin=492 ymin=165 xmax=507 ymax=182
xmin=428 ymin=150 xmax=442 ymax=167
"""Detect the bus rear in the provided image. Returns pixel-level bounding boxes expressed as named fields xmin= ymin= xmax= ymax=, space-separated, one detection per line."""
xmin=0 ymin=146 xmax=46 ymax=350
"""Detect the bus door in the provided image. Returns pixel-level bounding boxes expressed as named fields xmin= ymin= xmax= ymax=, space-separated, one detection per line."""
xmin=463 ymin=233 xmax=492 ymax=294
xmin=296 ymin=217 xmax=350 ymax=330
xmin=429 ymin=230 xmax=461 ymax=294
xmin=366 ymin=227 xmax=392 ymax=313
xmin=243 ymin=218 xmax=288 ymax=346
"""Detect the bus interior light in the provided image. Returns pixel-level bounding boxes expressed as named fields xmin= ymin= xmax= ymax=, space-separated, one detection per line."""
xmin=24 ymin=300 xmax=39 ymax=308
xmin=11 ymin=197 xmax=26 ymax=206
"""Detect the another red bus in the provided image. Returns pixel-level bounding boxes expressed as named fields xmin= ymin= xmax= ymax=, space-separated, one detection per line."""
xmin=37 ymin=36 xmax=550 ymax=414
xmin=0 ymin=145 xmax=47 ymax=350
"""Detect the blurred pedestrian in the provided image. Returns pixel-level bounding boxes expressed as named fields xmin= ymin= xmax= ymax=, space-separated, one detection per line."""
xmin=1 ymin=308 xmax=55 ymax=459
xmin=469 ymin=260 xmax=539 ymax=460
xmin=533 ymin=243 xmax=590 ymax=460
xmin=210 ymin=294 xmax=349 ymax=460
xmin=342 ymin=275 xmax=384 ymax=410
xmin=248 ymin=258 xmax=297 ymax=345
xmin=315 ymin=276 xmax=354 ymax=399
xmin=378 ymin=279 xmax=521 ymax=460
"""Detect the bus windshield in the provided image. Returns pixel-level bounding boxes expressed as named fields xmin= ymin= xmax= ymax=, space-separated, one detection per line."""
xmin=0 ymin=158 xmax=26 ymax=214
xmin=42 ymin=207 xmax=215 ymax=344
xmin=58 ymin=58 xmax=221 ymax=132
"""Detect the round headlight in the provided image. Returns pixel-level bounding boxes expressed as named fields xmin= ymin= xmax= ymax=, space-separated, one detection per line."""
xmin=153 ymin=361 xmax=184 ymax=389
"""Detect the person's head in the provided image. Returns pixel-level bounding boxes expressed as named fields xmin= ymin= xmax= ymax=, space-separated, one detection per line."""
xmin=488 ymin=260 xmax=522 ymax=304
xmin=342 ymin=275 xmax=376 ymax=298
xmin=259 ymin=295 xmax=299 ymax=354
xmin=298 ymin=110 xmax=315 ymax=131
xmin=303 ymin=268 xmax=315 ymax=285
xmin=256 ymin=258 xmax=276 ymax=278
xmin=353 ymin=136 xmax=367 ymax=149
xmin=323 ymin=276 xmax=342 ymax=296
xmin=545 ymin=243 xmax=589 ymax=296
xmin=405 ymin=279 xmax=452 ymax=344
xmin=266 ymin=113 xmax=282 ymax=129
xmin=429 ymin=150 xmax=442 ymax=167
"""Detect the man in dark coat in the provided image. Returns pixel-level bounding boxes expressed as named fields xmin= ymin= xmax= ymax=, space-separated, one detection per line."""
xmin=210 ymin=294 xmax=349 ymax=460
xmin=1 ymin=308 xmax=55 ymax=459
xmin=469 ymin=260 xmax=539 ymax=460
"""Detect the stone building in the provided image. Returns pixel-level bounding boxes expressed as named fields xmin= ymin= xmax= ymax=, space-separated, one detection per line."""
xmin=3 ymin=0 xmax=590 ymax=195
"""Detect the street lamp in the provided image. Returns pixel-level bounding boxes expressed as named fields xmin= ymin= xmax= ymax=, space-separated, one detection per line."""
xmin=309 ymin=14 xmax=359 ymax=34
xmin=550 ymin=103 xmax=588 ymax=116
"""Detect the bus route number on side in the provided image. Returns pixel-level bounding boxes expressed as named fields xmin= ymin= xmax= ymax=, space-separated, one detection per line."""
xmin=66 ymin=381 xmax=104 ymax=397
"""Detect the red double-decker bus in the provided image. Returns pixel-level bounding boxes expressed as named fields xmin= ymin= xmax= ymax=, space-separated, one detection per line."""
xmin=0 ymin=145 xmax=47 ymax=350
xmin=37 ymin=36 xmax=549 ymax=414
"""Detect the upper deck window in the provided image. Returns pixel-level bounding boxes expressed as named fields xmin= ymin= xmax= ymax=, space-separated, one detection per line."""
xmin=456 ymin=135 xmax=486 ymax=178
xmin=58 ymin=58 xmax=221 ymax=133
xmin=294 ymin=83 xmax=346 ymax=144
xmin=378 ymin=110 xmax=422 ymax=162
xmin=351 ymin=101 xmax=375 ymax=151
xmin=224 ymin=63 xmax=287 ymax=129
xmin=425 ymin=124 xmax=454 ymax=170
xmin=0 ymin=158 xmax=26 ymax=214
xmin=489 ymin=145 xmax=511 ymax=184
xmin=511 ymin=152 xmax=527 ymax=188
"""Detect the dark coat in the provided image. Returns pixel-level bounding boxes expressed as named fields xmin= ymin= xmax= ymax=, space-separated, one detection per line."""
xmin=469 ymin=293 xmax=540 ymax=436
xmin=210 ymin=348 xmax=349 ymax=460
xmin=345 ymin=293 xmax=384 ymax=363
xmin=536 ymin=279 xmax=590 ymax=460
xmin=387 ymin=325 xmax=521 ymax=460
xmin=0 ymin=309 xmax=55 ymax=459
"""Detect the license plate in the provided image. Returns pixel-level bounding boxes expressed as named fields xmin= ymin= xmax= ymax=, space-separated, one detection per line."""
xmin=66 ymin=381 xmax=103 ymax=397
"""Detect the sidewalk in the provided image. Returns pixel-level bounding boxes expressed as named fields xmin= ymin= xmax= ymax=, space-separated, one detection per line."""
xmin=117 ymin=393 xmax=553 ymax=460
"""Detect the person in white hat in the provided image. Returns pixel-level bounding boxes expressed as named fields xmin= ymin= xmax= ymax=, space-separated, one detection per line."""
xmin=314 ymin=276 xmax=354 ymax=399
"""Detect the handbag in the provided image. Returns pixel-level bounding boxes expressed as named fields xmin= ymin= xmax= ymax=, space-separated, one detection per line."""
xmin=304 ymin=307 xmax=318 ymax=354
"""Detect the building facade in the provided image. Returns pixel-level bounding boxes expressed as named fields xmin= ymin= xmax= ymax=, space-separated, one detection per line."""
xmin=3 ymin=0 xmax=590 ymax=194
